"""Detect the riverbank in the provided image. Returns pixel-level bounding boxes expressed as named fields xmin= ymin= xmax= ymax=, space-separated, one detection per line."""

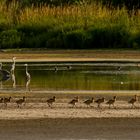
xmin=1 ymin=50 xmax=140 ymax=62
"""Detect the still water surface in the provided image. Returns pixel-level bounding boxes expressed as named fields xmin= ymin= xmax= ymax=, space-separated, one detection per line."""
xmin=0 ymin=62 xmax=140 ymax=91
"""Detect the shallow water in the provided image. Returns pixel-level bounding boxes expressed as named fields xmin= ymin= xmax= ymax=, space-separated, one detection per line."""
xmin=1 ymin=62 xmax=140 ymax=92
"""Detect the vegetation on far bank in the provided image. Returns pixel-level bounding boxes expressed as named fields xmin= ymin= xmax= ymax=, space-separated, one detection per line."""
xmin=0 ymin=0 xmax=140 ymax=49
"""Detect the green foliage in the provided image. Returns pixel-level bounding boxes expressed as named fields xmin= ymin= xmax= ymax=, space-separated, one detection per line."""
xmin=0 ymin=1 xmax=140 ymax=49
xmin=131 ymin=32 xmax=140 ymax=48
xmin=86 ymin=26 xmax=130 ymax=48
xmin=64 ymin=30 xmax=86 ymax=49
xmin=0 ymin=29 xmax=21 ymax=49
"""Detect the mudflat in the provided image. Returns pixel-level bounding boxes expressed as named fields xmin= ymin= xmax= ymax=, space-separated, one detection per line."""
xmin=0 ymin=118 xmax=140 ymax=140
xmin=1 ymin=50 xmax=140 ymax=61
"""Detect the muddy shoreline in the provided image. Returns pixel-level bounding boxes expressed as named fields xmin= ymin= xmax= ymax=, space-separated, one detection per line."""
xmin=0 ymin=118 xmax=140 ymax=140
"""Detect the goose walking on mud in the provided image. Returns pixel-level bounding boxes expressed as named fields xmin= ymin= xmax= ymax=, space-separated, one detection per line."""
xmin=69 ymin=96 xmax=79 ymax=107
xmin=0 ymin=98 xmax=3 ymax=103
xmin=128 ymin=95 xmax=138 ymax=108
xmin=16 ymin=96 xmax=26 ymax=108
xmin=4 ymin=97 xmax=12 ymax=107
xmin=83 ymin=97 xmax=94 ymax=107
xmin=95 ymin=97 xmax=105 ymax=108
xmin=106 ymin=96 xmax=117 ymax=109
xmin=47 ymin=96 xmax=56 ymax=107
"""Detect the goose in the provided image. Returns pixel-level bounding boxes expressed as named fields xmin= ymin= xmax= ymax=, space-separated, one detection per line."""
xmin=67 ymin=65 xmax=72 ymax=70
xmin=4 ymin=97 xmax=12 ymax=107
xmin=106 ymin=96 xmax=117 ymax=109
xmin=95 ymin=97 xmax=105 ymax=108
xmin=128 ymin=95 xmax=138 ymax=108
xmin=54 ymin=66 xmax=58 ymax=72
xmin=16 ymin=96 xmax=26 ymax=108
xmin=47 ymin=96 xmax=56 ymax=107
xmin=69 ymin=96 xmax=79 ymax=107
xmin=83 ymin=97 xmax=94 ymax=107
xmin=0 ymin=98 xmax=3 ymax=103
xmin=25 ymin=64 xmax=31 ymax=81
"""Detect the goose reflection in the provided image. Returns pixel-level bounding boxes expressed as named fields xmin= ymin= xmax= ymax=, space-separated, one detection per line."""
xmin=25 ymin=64 xmax=31 ymax=91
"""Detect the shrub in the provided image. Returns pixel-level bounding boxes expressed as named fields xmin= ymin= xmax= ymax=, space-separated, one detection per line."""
xmin=0 ymin=29 xmax=21 ymax=49
xmin=131 ymin=32 xmax=140 ymax=48
xmin=86 ymin=26 xmax=130 ymax=48
xmin=64 ymin=30 xmax=87 ymax=49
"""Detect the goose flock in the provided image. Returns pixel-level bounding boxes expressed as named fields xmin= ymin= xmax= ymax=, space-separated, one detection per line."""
xmin=0 ymin=94 xmax=138 ymax=109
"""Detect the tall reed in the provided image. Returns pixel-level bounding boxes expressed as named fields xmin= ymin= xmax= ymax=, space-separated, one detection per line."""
xmin=0 ymin=1 xmax=140 ymax=49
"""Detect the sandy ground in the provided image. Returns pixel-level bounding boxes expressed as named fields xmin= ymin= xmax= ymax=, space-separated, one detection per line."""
xmin=0 ymin=97 xmax=140 ymax=139
xmin=0 ymin=98 xmax=140 ymax=119
xmin=1 ymin=50 xmax=140 ymax=62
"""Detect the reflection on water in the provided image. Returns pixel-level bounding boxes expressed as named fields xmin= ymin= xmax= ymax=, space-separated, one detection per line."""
xmin=11 ymin=72 xmax=16 ymax=89
xmin=25 ymin=64 xmax=31 ymax=91
xmin=0 ymin=62 xmax=140 ymax=91
xmin=26 ymin=78 xmax=31 ymax=91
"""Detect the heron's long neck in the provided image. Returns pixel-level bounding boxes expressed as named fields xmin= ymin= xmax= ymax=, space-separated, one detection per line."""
xmin=13 ymin=60 xmax=15 ymax=69
xmin=26 ymin=66 xmax=28 ymax=74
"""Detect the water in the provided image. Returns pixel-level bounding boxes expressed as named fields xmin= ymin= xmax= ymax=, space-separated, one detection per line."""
xmin=0 ymin=62 xmax=140 ymax=92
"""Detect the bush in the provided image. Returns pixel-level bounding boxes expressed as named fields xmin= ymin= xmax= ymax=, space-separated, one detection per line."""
xmin=86 ymin=26 xmax=130 ymax=48
xmin=64 ymin=30 xmax=87 ymax=49
xmin=19 ymin=25 xmax=64 ymax=48
xmin=0 ymin=29 xmax=21 ymax=49
xmin=131 ymin=32 xmax=140 ymax=48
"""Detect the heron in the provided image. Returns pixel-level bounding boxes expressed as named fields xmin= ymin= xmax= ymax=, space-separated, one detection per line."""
xmin=25 ymin=64 xmax=31 ymax=80
xmin=11 ymin=72 xmax=16 ymax=88
xmin=25 ymin=64 xmax=31 ymax=91
xmin=11 ymin=57 xmax=16 ymax=74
